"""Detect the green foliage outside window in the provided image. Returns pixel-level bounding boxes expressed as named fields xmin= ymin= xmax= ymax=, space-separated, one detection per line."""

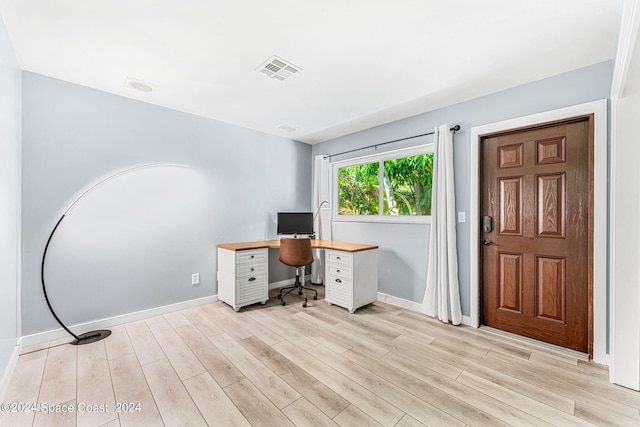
xmin=337 ymin=153 xmax=434 ymax=217
xmin=338 ymin=162 xmax=380 ymax=215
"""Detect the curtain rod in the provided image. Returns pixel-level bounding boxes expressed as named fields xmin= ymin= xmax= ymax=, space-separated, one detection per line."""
xmin=324 ymin=124 xmax=460 ymax=159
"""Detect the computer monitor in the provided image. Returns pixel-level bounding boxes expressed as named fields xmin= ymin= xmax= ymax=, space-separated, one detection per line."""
xmin=277 ymin=212 xmax=314 ymax=236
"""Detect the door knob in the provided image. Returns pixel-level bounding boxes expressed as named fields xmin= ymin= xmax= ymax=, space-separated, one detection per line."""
xmin=482 ymin=239 xmax=496 ymax=246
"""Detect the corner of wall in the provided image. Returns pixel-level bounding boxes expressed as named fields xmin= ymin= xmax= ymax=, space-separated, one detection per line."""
xmin=0 ymin=339 xmax=21 ymax=401
xmin=0 ymin=11 xmax=22 ymax=400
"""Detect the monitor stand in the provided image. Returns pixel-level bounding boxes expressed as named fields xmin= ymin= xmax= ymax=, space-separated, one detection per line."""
xmin=277 ymin=234 xmax=314 ymax=239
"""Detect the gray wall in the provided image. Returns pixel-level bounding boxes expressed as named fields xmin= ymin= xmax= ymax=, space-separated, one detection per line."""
xmin=22 ymin=72 xmax=311 ymax=335
xmin=312 ymin=61 xmax=613 ymax=315
xmin=0 ymin=14 xmax=21 ymax=390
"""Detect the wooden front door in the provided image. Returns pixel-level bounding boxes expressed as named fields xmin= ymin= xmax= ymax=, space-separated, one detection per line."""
xmin=481 ymin=117 xmax=592 ymax=353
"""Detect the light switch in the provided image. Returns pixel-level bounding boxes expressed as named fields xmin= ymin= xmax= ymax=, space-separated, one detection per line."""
xmin=458 ymin=212 xmax=466 ymax=223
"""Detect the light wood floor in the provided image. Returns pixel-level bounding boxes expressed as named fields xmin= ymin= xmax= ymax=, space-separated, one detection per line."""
xmin=2 ymin=285 xmax=639 ymax=427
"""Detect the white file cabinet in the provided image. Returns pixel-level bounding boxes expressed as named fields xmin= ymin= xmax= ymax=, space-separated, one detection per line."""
xmin=324 ymin=248 xmax=377 ymax=313
xmin=218 ymin=247 xmax=269 ymax=311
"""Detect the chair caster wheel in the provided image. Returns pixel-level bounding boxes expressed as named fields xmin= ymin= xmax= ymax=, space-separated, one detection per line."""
xmin=303 ymin=303 xmax=307 ymax=308
xmin=277 ymin=294 xmax=282 ymax=299
xmin=313 ymin=296 xmax=318 ymax=300
xmin=281 ymin=301 xmax=286 ymax=306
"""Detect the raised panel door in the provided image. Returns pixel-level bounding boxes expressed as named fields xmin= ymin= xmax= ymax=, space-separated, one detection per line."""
xmin=481 ymin=118 xmax=590 ymax=353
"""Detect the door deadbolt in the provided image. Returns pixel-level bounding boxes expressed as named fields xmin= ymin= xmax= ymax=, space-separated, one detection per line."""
xmin=482 ymin=216 xmax=493 ymax=233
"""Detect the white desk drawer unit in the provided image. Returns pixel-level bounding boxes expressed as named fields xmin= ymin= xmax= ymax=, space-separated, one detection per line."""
xmin=217 ymin=240 xmax=378 ymax=313
xmin=324 ymin=248 xmax=377 ymax=313
xmin=218 ymin=248 xmax=269 ymax=311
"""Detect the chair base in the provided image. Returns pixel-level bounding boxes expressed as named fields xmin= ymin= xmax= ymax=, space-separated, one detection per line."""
xmin=277 ymin=268 xmax=318 ymax=307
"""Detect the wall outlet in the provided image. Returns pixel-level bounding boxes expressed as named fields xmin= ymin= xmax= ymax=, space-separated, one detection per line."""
xmin=191 ymin=273 xmax=200 ymax=285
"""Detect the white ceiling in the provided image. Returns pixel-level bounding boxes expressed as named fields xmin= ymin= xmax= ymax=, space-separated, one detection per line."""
xmin=0 ymin=0 xmax=622 ymax=144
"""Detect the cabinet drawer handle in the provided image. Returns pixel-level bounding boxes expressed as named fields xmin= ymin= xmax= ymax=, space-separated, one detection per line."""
xmin=248 ymin=277 xmax=256 ymax=282
xmin=336 ymin=256 xmax=341 ymax=260
xmin=336 ymin=269 xmax=341 ymax=273
xmin=250 ymin=255 xmax=254 ymax=259
xmin=250 ymin=268 xmax=255 ymax=271
xmin=335 ymin=278 xmax=342 ymax=283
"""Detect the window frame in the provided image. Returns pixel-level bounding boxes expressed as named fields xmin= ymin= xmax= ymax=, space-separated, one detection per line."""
xmin=331 ymin=143 xmax=434 ymax=224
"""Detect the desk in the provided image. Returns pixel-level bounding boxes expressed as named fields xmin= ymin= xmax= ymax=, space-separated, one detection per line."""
xmin=217 ymin=240 xmax=378 ymax=313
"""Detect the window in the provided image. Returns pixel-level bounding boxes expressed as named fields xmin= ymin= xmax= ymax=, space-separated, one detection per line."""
xmin=337 ymin=161 xmax=380 ymax=215
xmin=332 ymin=145 xmax=434 ymax=223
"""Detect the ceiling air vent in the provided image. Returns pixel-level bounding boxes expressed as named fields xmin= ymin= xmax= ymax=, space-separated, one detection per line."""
xmin=258 ymin=56 xmax=302 ymax=81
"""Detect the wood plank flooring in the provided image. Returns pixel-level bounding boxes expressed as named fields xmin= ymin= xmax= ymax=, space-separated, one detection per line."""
xmin=2 ymin=284 xmax=639 ymax=426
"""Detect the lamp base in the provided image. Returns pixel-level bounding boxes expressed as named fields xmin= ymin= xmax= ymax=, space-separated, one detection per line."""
xmin=71 ymin=330 xmax=112 ymax=345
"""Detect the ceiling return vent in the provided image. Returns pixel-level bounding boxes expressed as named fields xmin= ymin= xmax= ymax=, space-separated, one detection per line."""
xmin=257 ymin=55 xmax=302 ymax=81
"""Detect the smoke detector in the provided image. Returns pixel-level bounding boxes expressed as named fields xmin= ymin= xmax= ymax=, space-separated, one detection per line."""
xmin=124 ymin=76 xmax=155 ymax=93
xmin=257 ymin=56 xmax=302 ymax=81
xmin=278 ymin=124 xmax=297 ymax=132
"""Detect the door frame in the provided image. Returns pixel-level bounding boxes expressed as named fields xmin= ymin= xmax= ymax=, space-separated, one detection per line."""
xmin=469 ymin=99 xmax=608 ymax=365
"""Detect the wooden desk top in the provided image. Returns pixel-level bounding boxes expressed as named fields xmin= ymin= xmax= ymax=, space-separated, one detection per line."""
xmin=217 ymin=239 xmax=378 ymax=253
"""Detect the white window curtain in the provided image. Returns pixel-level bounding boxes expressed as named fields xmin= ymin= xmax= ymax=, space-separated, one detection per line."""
xmin=421 ymin=124 xmax=462 ymax=325
xmin=311 ymin=154 xmax=332 ymax=284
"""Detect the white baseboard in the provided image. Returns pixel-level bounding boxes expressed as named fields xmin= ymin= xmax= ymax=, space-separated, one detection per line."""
xmin=377 ymin=292 xmax=422 ymax=312
xmin=377 ymin=292 xmax=473 ymax=326
xmin=0 ymin=338 xmax=22 ymax=401
xmin=269 ymin=278 xmax=295 ymax=290
xmin=269 ymin=275 xmax=312 ymax=290
xmin=596 ymin=353 xmax=610 ymax=367
xmin=21 ymin=295 xmax=219 ymax=347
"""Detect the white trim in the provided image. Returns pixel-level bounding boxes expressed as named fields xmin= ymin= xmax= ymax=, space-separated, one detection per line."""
xmin=609 ymin=0 xmax=640 ymax=388
xmin=609 ymin=97 xmax=618 ymax=383
xmin=461 ymin=315 xmax=472 ymax=326
xmin=0 ymin=338 xmax=21 ymax=401
xmin=332 ymin=216 xmax=431 ymax=225
xmin=611 ymin=0 xmax=640 ymax=99
xmin=377 ymin=292 xmax=422 ymax=311
xmin=16 ymin=94 xmax=22 ymax=363
xmin=269 ymin=278 xmax=295 ymax=290
xmin=21 ymin=295 xmax=218 ymax=346
xmin=377 ymin=292 xmax=472 ymax=325
xmin=269 ymin=274 xmax=314 ymax=290
xmin=609 ymin=94 xmax=619 ymax=385
xmin=469 ymin=99 xmax=608 ymax=365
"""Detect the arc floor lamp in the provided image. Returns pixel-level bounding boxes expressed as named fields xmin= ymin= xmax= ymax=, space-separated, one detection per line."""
xmin=40 ymin=163 xmax=189 ymax=345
